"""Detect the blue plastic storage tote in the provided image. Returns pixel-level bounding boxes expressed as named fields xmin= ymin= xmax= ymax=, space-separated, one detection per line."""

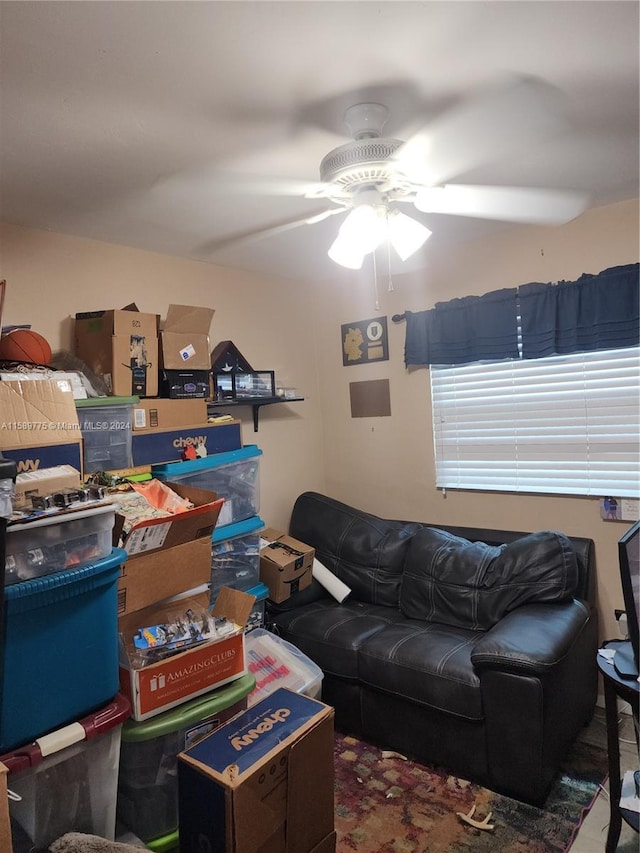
xmin=0 ymin=547 xmax=126 ymax=752
xmin=152 ymin=445 xmax=262 ymax=527
xmin=210 ymin=516 xmax=265 ymax=603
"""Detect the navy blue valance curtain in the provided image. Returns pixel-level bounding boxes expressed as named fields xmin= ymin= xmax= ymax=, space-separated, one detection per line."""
xmin=404 ymin=263 xmax=639 ymax=366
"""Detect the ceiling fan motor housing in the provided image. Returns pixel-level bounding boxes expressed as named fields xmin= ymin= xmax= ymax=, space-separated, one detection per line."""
xmin=320 ymin=138 xmax=410 ymax=196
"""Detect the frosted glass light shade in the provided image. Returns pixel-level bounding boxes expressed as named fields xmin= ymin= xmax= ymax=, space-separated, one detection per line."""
xmin=339 ymin=204 xmax=386 ymax=253
xmin=387 ymin=210 xmax=432 ymax=260
xmin=328 ymin=235 xmax=366 ymax=269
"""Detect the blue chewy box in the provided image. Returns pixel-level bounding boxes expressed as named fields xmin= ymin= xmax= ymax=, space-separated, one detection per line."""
xmin=177 ymin=688 xmax=335 ymax=853
xmin=0 ymin=547 xmax=125 ymax=752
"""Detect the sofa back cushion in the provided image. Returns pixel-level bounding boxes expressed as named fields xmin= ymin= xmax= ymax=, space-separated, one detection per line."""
xmin=289 ymin=491 xmax=421 ymax=606
xmin=399 ymin=527 xmax=580 ymax=630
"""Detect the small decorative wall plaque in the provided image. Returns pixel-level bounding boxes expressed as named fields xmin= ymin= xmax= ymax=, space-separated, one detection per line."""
xmin=341 ymin=316 xmax=389 ymax=366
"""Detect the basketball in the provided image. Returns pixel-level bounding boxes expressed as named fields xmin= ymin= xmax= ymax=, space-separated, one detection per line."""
xmin=0 ymin=329 xmax=52 ymax=365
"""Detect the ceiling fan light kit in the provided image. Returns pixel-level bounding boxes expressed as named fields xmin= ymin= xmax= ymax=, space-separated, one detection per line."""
xmin=193 ymin=79 xmax=590 ymax=275
xmin=312 ymin=85 xmax=589 ymax=271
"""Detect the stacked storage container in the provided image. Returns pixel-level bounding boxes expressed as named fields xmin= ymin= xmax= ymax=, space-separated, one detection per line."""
xmin=116 ymin=673 xmax=255 ymax=850
xmin=1 ymin=539 xmax=129 ymax=847
xmin=152 ymin=445 xmax=262 ymax=528
xmin=75 ymin=396 xmax=137 ymax=473
xmin=116 ymin=445 xmax=265 ymax=850
xmin=210 ymin=515 xmax=265 ymax=604
xmin=2 ymin=694 xmax=131 ymax=850
xmin=153 ymin=444 xmax=267 ymax=607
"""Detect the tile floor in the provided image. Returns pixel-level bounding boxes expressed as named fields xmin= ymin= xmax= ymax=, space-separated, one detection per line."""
xmin=570 ymin=706 xmax=638 ymax=852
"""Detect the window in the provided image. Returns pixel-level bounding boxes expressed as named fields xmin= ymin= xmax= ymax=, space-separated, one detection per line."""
xmin=430 ymin=346 xmax=640 ymax=497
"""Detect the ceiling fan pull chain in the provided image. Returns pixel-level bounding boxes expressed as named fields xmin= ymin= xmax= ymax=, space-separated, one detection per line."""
xmin=372 ymin=250 xmax=380 ymax=311
xmin=386 ymin=231 xmax=394 ymax=293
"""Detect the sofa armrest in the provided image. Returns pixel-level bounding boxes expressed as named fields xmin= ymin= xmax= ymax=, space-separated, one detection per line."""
xmin=471 ymin=599 xmax=591 ymax=676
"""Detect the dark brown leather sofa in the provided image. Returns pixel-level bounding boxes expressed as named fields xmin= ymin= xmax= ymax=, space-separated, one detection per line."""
xmin=268 ymin=491 xmax=598 ymax=805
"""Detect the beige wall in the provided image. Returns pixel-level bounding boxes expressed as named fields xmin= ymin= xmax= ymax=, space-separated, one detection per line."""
xmin=1 ymin=196 xmax=638 ymax=640
xmin=0 ymin=221 xmax=328 ymax=529
xmin=309 ymin=197 xmax=639 ymax=641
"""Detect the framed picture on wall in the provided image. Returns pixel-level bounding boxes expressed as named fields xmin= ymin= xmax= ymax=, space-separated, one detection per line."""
xmin=341 ymin=316 xmax=389 ymax=366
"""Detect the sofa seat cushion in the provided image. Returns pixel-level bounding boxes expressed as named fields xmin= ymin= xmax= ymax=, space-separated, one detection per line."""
xmin=289 ymin=491 xmax=422 ymax=607
xmin=272 ymin=600 xmax=406 ymax=680
xmin=400 ymin=527 xmax=580 ymax=630
xmin=358 ymin=621 xmax=484 ymax=721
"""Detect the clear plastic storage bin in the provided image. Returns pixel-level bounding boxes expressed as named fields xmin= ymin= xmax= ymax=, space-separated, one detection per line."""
xmin=210 ymin=515 xmax=264 ymax=604
xmin=117 ymin=674 xmax=255 ymax=846
xmin=1 ymin=547 xmax=126 ymax=752
xmin=5 ymin=503 xmax=116 ymax=585
xmin=245 ymin=628 xmax=323 ymax=706
xmin=152 ymin=445 xmax=262 ymax=527
xmin=0 ymin=693 xmax=130 ymax=850
xmin=76 ymin=398 xmax=135 ymax=473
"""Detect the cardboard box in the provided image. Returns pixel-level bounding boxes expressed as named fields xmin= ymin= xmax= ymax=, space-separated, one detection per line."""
xmin=12 ymin=463 xmax=81 ymax=509
xmin=117 ymin=536 xmax=212 ymax=617
xmin=161 ymin=304 xmax=215 ymax=371
xmin=178 ymin=688 xmax=335 ymax=853
xmin=118 ymin=587 xmax=255 ymax=721
xmin=131 ymin=420 xmax=242 ymax=466
xmin=132 ymin=398 xmax=208 ymax=431
xmin=0 ymin=379 xmax=83 ymax=474
xmin=75 ymin=306 xmax=159 ymax=397
xmin=115 ymin=482 xmax=223 ymax=615
xmin=260 ymin=529 xmax=315 ymax=604
xmin=159 ymin=304 xmax=215 ymax=400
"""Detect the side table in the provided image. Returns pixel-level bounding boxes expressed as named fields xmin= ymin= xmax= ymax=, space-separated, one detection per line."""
xmin=597 ymin=640 xmax=639 ymax=853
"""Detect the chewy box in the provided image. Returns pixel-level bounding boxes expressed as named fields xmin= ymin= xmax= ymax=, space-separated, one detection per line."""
xmin=1 ymin=547 xmax=126 ymax=753
xmin=210 ymin=516 xmax=265 ymax=604
xmin=0 ymin=379 xmax=83 ymax=475
xmin=178 ymin=688 xmax=335 ymax=853
xmin=259 ymin=528 xmax=315 ymax=604
xmin=118 ymin=587 xmax=256 ymax=721
xmin=153 ymin=445 xmax=262 ymax=528
xmin=131 ymin=420 xmax=242 ymax=466
xmin=0 ymin=693 xmax=130 ymax=850
xmin=5 ymin=502 xmax=116 ymax=585
xmin=117 ymin=673 xmax=255 ymax=845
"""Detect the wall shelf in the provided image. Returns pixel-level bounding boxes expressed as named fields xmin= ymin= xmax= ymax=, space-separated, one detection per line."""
xmin=207 ymin=397 xmax=304 ymax=432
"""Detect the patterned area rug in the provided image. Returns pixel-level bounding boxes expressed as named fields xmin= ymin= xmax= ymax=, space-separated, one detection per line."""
xmin=334 ymin=733 xmax=608 ymax=853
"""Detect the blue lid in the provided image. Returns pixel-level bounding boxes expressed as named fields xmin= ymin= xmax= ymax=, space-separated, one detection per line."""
xmin=152 ymin=444 xmax=262 ymax=476
xmin=212 ymin=515 xmax=265 ymax=543
xmin=245 ymin=582 xmax=269 ymax=601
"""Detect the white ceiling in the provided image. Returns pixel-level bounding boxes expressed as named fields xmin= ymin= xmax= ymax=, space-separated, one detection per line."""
xmin=1 ymin=1 xmax=638 ymax=284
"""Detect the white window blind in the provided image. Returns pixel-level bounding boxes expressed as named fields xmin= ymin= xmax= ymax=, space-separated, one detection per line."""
xmin=430 ymin=346 xmax=640 ymax=497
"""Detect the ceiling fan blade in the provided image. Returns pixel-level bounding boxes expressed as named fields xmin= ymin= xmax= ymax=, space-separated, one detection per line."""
xmin=413 ymin=184 xmax=589 ymax=224
xmin=152 ymin=169 xmax=333 ymax=202
xmin=197 ymin=207 xmax=346 ymax=255
xmin=394 ymin=77 xmax=569 ymax=187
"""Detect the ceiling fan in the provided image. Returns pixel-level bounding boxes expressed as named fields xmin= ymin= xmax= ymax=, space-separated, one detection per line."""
xmin=192 ymin=76 xmax=590 ymax=269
